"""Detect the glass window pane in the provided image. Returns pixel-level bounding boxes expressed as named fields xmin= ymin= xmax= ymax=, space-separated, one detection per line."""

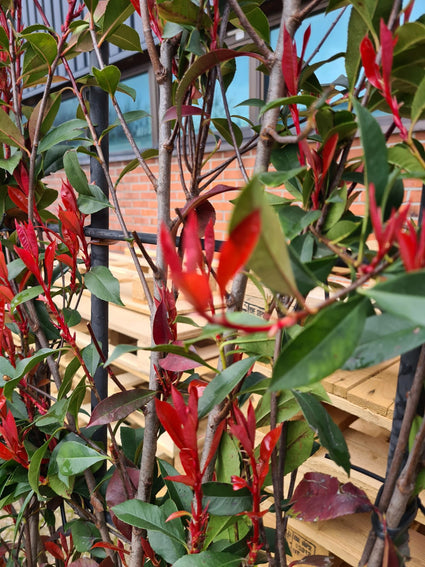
xmin=109 ymin=72 xmax=152 ymax=153
xmin=211 ymin=56 xmax=251 ymax=127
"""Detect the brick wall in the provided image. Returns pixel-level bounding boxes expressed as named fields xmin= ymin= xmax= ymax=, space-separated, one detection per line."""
xmin=45 ymin=131 xmax=425 ymax=252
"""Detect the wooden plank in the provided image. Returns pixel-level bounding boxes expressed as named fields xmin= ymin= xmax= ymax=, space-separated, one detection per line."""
xmin=325 ymin=395 xmax=393 ymax=430
xmin=286 ymin=513 xmax=425 ymax=567
xmin=347 ymin=363 xmax=399 ymax=417
xmin=322 ymin=360 xmax=397 ymax=397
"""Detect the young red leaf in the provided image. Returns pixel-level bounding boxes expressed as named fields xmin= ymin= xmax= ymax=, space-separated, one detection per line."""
xmin=160 ymin=223 xmax=182 ymax=280
xmin=179 ymin=272 xmax=212 ymax=313
xmin=204 ymin=217 xmax=215 ymax=272
xmin=129 ymin=0 xmax=141 ymax=15
xmin=282 ymin=26 xmax=298 ymax=96
xmin=155 ymin=398 xmax=186 ymax=449
xmin=216 ymin=209 xmax=261 ymax=296
xmin=360 ymin=36 xmax=382 ymax=90
xmin=380 ymin=20 xmax=396 ymax=99
xmin=44 ymin=241 xmax=56 ymax=287
xmin=182 ymin=211 xmax=203 ymax=273
xmin=152 ymin=298 xmax=174 ymax=345
xmin=322 ymin=134 xmax=339 ymax=178
xmin=258 ymin=423 xmax=283 ymax=486
xmin=8 ymin=187 xmax=28 ymax=214
xmin=290 ymin=472 xmax=373 ymax=521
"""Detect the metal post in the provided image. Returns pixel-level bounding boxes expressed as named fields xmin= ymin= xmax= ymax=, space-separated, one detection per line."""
xmin=88 ymin=44 xmax=109 ymax=449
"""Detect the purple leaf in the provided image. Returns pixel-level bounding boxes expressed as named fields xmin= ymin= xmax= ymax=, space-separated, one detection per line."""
xmin=88 ymin=389 xmax=155 ymax=426
xmin=153 ymin=298 xmax=174 ymax=345
xmin=163 ymin=105 xmax=205 ymax=122
xmin=106 ymin=467 xmax=140 ymax=539
xmin=289 ymin=472 xmax=373 ymax=521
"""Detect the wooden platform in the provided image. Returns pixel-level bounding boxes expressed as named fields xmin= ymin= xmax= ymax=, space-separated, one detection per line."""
xmin=74 ymin=254 xmax=425 ymax=565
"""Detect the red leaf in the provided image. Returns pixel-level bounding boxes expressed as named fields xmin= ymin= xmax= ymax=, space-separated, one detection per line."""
xmin=322 ymin=134 xmax=339 ymax=178
xmin=155 ymin=398 xmax=185 ymax=449
xmin=360 ymin=36 xmax=382 ymax=90
xmin=179 ymin=272 xmax=212 ymax=313
xmin=216 ymin=210 xmax=261 ymax=295
xmin=290 ymin=472 xmax=373 ymax=521
xmin=42 ymin=539 xmax=65 ymax=561
xmin=380 ymin=20 xmax=396 ymax=98
xmin=258 ymin=423 xmax=283 ymax=486
xmin=61 ymin=180 xmax=79 ymax=213
xmin=44 ymin=241 xmax=56 ymax=287
xmin=204 ymin=217 xmax=215 ymax=271
xmin=8 ymin=187 xmax=28 ymax=214
xmin=182 ymin=212 xmax=203 ymax=273
xmin=160 ymin=223 xmax=182 ymax=280
xmin=129 ymin=0 xmax=141 ymax=15
xmin=383 ymin=532 xmax=401 ymax=567
xmin=282 ymin=26 xmax=298 ymax=96
xmin=153 ymin=298 xmax=174 ymax=345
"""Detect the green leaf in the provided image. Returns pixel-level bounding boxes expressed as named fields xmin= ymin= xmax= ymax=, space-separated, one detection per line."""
xmin=157 ymin=0 xmax=210 ymax=28
xmin=10 ymin=285 xmax=43 ymax=313
xmin=92 ymin=65 xmax=121 ymax=96
xmin=88 ymin=389 xmax=155 ymax=426
xmin=258 ymin=168 xmax=306 ymax=188
xmin=71 ymin=520 xmax=101 ymax=553
xmin=198 ymin=357 xmax=258 ymax=418
xmin=0 ymin=110 xmax=26 ymax=150
xmin=108 ymin=23 xmax=143 ymax=52
xmin=63 ymin=149 xmax=90 ymax=194
xmin=211 ymin=118 xmax=243 ymax=147
xmin=38 ymin=119 xmax=88 ymax=152
xmin=77 ymin=184 xmax=112 ymax=214
xmin=388 ymin=144 xmax=425 ymax=178
xmin=148 ymin=500 xmax=186 ymax=563
xmin=56 ymin=441 xmax=108 ymax=476
xmin=28 ymin=440 xmax=50 ymax=495
xmin=0 ymin=151 xmax=21 ymax=174
xmin=158 ymin=460 xmax=192 ymax=512
xmin=100 ymin=0 xmax=135 ymax=41
xmin=292 ymin=390 xmax=350 ymax=474
xmin=172 ymin=551 xmax=243 ymax=567
xmin=284 ymin=421 xmax=315 ymax=475
xmin=82 ymin=343 xmax=100 ymax=377
xmin=85 ymin=266 xmax=124 ymax=306
xmin=352 ymin=99 xmax=388 ymax=205
xmin=231 ymin=177 xmax=297 ymax=296
xmin=259 ymin=95 xmax=318 ymax=117
xmin=410 ymin=74 xmax=425 ymax=125
xmin=0 ymin=357 xmax=17 ymax=383
xmin=112 ymin=499 xmax=186 ymax=545
xmin=271 ymin=297 xmax=368 ymax=391
xmin=344 ymin=312 xmax=425 ymax=370
xmin=346 ymin=7 xmax=368 ymax=90
xmin=35 ymin=399 xmax=69 ymax=429
xmin=202 ymin=483 xmax=252 ymax=516
xmin=359 ymin=270 xmax=425 ymax=328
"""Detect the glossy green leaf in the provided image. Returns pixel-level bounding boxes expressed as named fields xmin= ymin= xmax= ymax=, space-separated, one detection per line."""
xmin=215 ymin=433 xmax=241 ymax=482
xmin=352 ymin=99 xmax=388 ymax=205
xmin=112 ymin=499 xmax=186 ymax=545
xmin=0 ymin=109 xmax=26 ymax=150
xmin=293 ymin=390 xmax=350 ymax=474
xmin=198 ymin=357 xmax=258 ymax=418
xmin=100 ymin=0 xmax=135 ymax=42
xmin=360 ymin=271 xmax=425 ymax=328
xmin=38 ymin=120 xmax=88 ymax=152
xmin=92 ymin=65 xmax=121 ymax=96
xmin=10 ymin=285 xmax=44 ymax=312
xmin=71 ymin=521 xmax=101 ymax=553
xmin=325 ymin=219 xmax=361 ymax=243
xmin=271 ymin=297 xmax=368 ymax=391
xmin=36 ymin=399 xmax=69 ymax=429
xmin=149 ymin=499 xmax=186 ymax=563
xmin=0 ymin=151 xmax=22 ymax=174
xmin=28 ymin=440 xmax=50 ymax=495
xmin=158 ymin=460 xmax=192 ymax=512
xmin=23 ymin=32 xmax=58 ymax=66
xmin=63 ymin=150 xmax=90 ymax=194
xmin=344 ymin=312 xmax=425 ymax=370
xmin=0 ymin=357 xmax=17 ymax=383
xmin=68 ymin=377 xmax=87 ymax=421
xmin=211 ymin=118 xmax=243 ymax=147
xmin=231 ymin=177 xmax=297 ymax=295
xmin=108 ymin=23 xmax=143 ymax=52
xmin=56 ymin=441 xmax=107 ymax=476
xmin=88 ymin=389 xmax=155 ymax=426
xmin=411 ymin=74 xmax=425 ymax=126
xmin=82 ymin=343 xmax=101 ymax=377
xmin=202 ymin=483 xmax=252 ymax=516
xmin=258 ymin=168 xmax=306 ymax=188
xmin=388 ymin=144 xmax=425 ymax=178
xmin=346 ymin=8 xmax=367 ymax=90
xmin=158 ymin=0 xmax=210 ymax=28
xmin=172 ymin=551 xmax=243 ymax=567
xmin=259 ymin=95 xmax=318 ymax=117
xmin=77 ymin=183 xmax=112 ymax=214
xmin=85 ymin=266 xmax=124 ymax=306
xmin=284 ymin=421 xmax=315 ymax=475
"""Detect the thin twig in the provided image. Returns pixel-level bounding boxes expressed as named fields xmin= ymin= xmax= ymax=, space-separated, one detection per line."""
xmin=227 ymin=0 xmax=273 ymax=62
